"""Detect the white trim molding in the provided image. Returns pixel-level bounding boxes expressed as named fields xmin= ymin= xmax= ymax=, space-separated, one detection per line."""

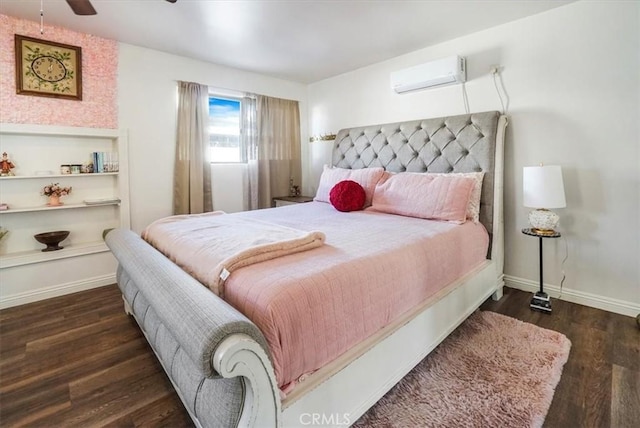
xmin=0 ymin=274 xmax=116 ymax=309
xmin=504 ymin=275 xmax=640 ymax=318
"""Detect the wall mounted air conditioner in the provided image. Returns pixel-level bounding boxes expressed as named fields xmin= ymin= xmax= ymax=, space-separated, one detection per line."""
xmin=391 ymin=56 xmax=466 ymax=93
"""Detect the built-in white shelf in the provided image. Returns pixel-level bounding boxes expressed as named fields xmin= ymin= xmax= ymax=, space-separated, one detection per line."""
xmin=0 ymin=201 xmax=120 ymax=214
xmin=0 ymin=173 xmax=118 ymax=180
xmin=0 ymin=123 xmax=129 ymax=308
xmin=0 ymin=123 xmax=120 ymax=138
xmin=0 ymin=241 xmax=110 ymax=269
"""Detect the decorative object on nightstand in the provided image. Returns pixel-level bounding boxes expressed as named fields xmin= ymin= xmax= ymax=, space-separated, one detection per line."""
xmin=523 ymin=164 xmax=566 ymax=235
xmin=288 ymin=178 xmax=302 ymax=197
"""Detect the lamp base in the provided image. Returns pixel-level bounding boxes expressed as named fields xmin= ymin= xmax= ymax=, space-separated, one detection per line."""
xmin=528 ymin=208 xmax=559 ymax=233
xmin=530 ymin=292 xmax=552 ymax=313
xmin=531 ymin=228 xmax=557 ymax=236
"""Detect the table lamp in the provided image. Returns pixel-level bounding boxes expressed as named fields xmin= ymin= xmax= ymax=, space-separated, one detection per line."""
xmin=523 ymin=165 xmax=566 ymax=235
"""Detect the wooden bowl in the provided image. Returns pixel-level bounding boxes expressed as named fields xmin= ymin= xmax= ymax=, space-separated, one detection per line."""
xmin=34 ymin=231 xmax=70 ymax=252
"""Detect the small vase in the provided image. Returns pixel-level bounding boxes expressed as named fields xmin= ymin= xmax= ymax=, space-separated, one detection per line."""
xmin=48 ymin=195 xmax=62 ymax=206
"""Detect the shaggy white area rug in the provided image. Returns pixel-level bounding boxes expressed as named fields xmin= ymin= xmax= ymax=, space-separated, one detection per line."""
xmin=353 ymin=311 xmax=571 ymax=428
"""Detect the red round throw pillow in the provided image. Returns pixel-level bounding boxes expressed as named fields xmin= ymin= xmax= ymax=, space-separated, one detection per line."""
xmin=329 ymin=180 xmax=366 ymax=212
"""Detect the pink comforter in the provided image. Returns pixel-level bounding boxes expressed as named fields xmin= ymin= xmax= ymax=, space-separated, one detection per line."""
xmin=206 ymin=202 xmax=488 ymax=391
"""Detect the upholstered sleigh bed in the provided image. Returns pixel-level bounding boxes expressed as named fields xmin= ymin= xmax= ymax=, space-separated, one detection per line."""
xmin=105 ymin=110 xmax=508 ymax=427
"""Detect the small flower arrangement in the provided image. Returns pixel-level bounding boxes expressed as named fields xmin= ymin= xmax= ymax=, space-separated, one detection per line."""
xmin=42 ymin=183 xmax=72 ymax=197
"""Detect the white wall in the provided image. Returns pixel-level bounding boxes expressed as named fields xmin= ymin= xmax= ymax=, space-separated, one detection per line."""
xmin=117 ymin=44 xmax=308 ymax=231
xmin=307 ymin=1 xmax=640 ymax=314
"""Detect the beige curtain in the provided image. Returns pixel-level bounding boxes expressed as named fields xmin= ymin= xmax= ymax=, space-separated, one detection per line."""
xmin=174 ymin=81 xmax=213 ymax=214
xmin=245 ymin=95 xmax=301 ymax=209
xmin=241 ymin=95 xmax=259 ymax=210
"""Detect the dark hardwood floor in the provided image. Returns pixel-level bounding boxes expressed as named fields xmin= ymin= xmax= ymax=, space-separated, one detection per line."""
xmin=480 ymin=288 xmax=640 ymax=428
xmin=0 ymin=284 xmax=638 ymax=427
xmin=0 ymin=285 xmax=193 ymax=427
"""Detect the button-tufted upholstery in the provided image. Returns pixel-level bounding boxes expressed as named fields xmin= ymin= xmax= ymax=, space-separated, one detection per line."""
xmin=332 ymin=111 xmax=500 ymax=238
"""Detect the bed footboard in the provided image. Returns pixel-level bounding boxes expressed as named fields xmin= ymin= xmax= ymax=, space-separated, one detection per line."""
xmin=106 ymin=229 xmax=280 ymax=428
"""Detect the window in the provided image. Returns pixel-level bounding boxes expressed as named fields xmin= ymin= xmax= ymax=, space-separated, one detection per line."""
xmin=209 ymin=96 xmax=242 ymax=162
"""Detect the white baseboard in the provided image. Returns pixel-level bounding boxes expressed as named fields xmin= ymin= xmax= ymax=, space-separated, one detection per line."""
xmin=0 ymin=273 xmax=116 ymax=310
xmin=504 ymin=275 xmax=640 ymax=318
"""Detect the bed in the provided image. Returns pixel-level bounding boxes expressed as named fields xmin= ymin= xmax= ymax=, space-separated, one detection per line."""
xmin=106 ymin=110 xmax=508 ymax=427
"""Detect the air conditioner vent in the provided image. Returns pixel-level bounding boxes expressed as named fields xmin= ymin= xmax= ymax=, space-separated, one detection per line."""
xmin=391 ymin=56 xmax=466 ymax=94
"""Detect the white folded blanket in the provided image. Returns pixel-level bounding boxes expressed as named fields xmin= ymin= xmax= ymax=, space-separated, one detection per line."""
xmin=142 ymin=211 xmax=325 ymax=297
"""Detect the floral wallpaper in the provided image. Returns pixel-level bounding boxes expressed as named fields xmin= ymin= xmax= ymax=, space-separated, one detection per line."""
xmin=0 ymin=14 xmax=118 ymax=128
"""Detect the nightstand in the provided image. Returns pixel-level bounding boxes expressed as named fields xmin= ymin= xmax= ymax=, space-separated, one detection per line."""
xmin=272 ymin=195 xmax=314 ymax=208
xmin=522 ymin=228 xmax=561 ymax=313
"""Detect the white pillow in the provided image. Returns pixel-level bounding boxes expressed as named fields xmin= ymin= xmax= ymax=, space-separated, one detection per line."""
xmin=314 ymin=166 xmax=385 ymax=207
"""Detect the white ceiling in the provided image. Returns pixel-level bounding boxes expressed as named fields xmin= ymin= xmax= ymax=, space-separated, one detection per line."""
xmin=1 ymin=0 xmax=574 ymax=83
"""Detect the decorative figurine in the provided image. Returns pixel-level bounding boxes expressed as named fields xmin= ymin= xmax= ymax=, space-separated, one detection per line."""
xmin=0 ymin=152 xmax=15 ymax=176
xmin=289 ymin=178 xmax=296 ymax=197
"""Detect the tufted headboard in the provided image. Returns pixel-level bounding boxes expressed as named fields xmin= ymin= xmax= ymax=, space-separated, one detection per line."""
xmin=331 ymin=111 xmax=505 ymax=256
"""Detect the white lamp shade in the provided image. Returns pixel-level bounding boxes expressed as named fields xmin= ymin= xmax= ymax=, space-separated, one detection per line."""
xmin=523 ymin=165 xmax=566 ymax=209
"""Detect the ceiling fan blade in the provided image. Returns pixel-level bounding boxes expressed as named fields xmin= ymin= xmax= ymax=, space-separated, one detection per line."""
xmin=66 ymin=0 xmax=97 ymax=16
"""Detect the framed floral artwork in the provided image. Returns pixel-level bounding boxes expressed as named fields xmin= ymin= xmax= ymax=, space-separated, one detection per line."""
xmin=14 ymin=34 xmax=83 ymax=100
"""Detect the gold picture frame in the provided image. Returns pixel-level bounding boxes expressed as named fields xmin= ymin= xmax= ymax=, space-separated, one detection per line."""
xmin=14 ymin=35 xmax=82 ymax=101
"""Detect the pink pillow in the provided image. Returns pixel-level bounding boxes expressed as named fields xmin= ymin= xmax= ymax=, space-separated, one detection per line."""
xmin=369 ymin=172 xmax=475 ymax=223
xmin=314 ymin=166 xmax=384 ymax=207
xmin=426 ymin=172 xmax=484 ymax=223
xmin=329 ymin=180 xmax=366 ymax=212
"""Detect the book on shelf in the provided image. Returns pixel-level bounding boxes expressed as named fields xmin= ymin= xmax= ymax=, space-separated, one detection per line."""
xmin=91 ymin=152 xmax=119 ymax=173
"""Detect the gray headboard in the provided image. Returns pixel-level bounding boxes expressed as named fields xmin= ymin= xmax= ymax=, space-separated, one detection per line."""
xmin=331 ymin=111 xmax=502 ymax=239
